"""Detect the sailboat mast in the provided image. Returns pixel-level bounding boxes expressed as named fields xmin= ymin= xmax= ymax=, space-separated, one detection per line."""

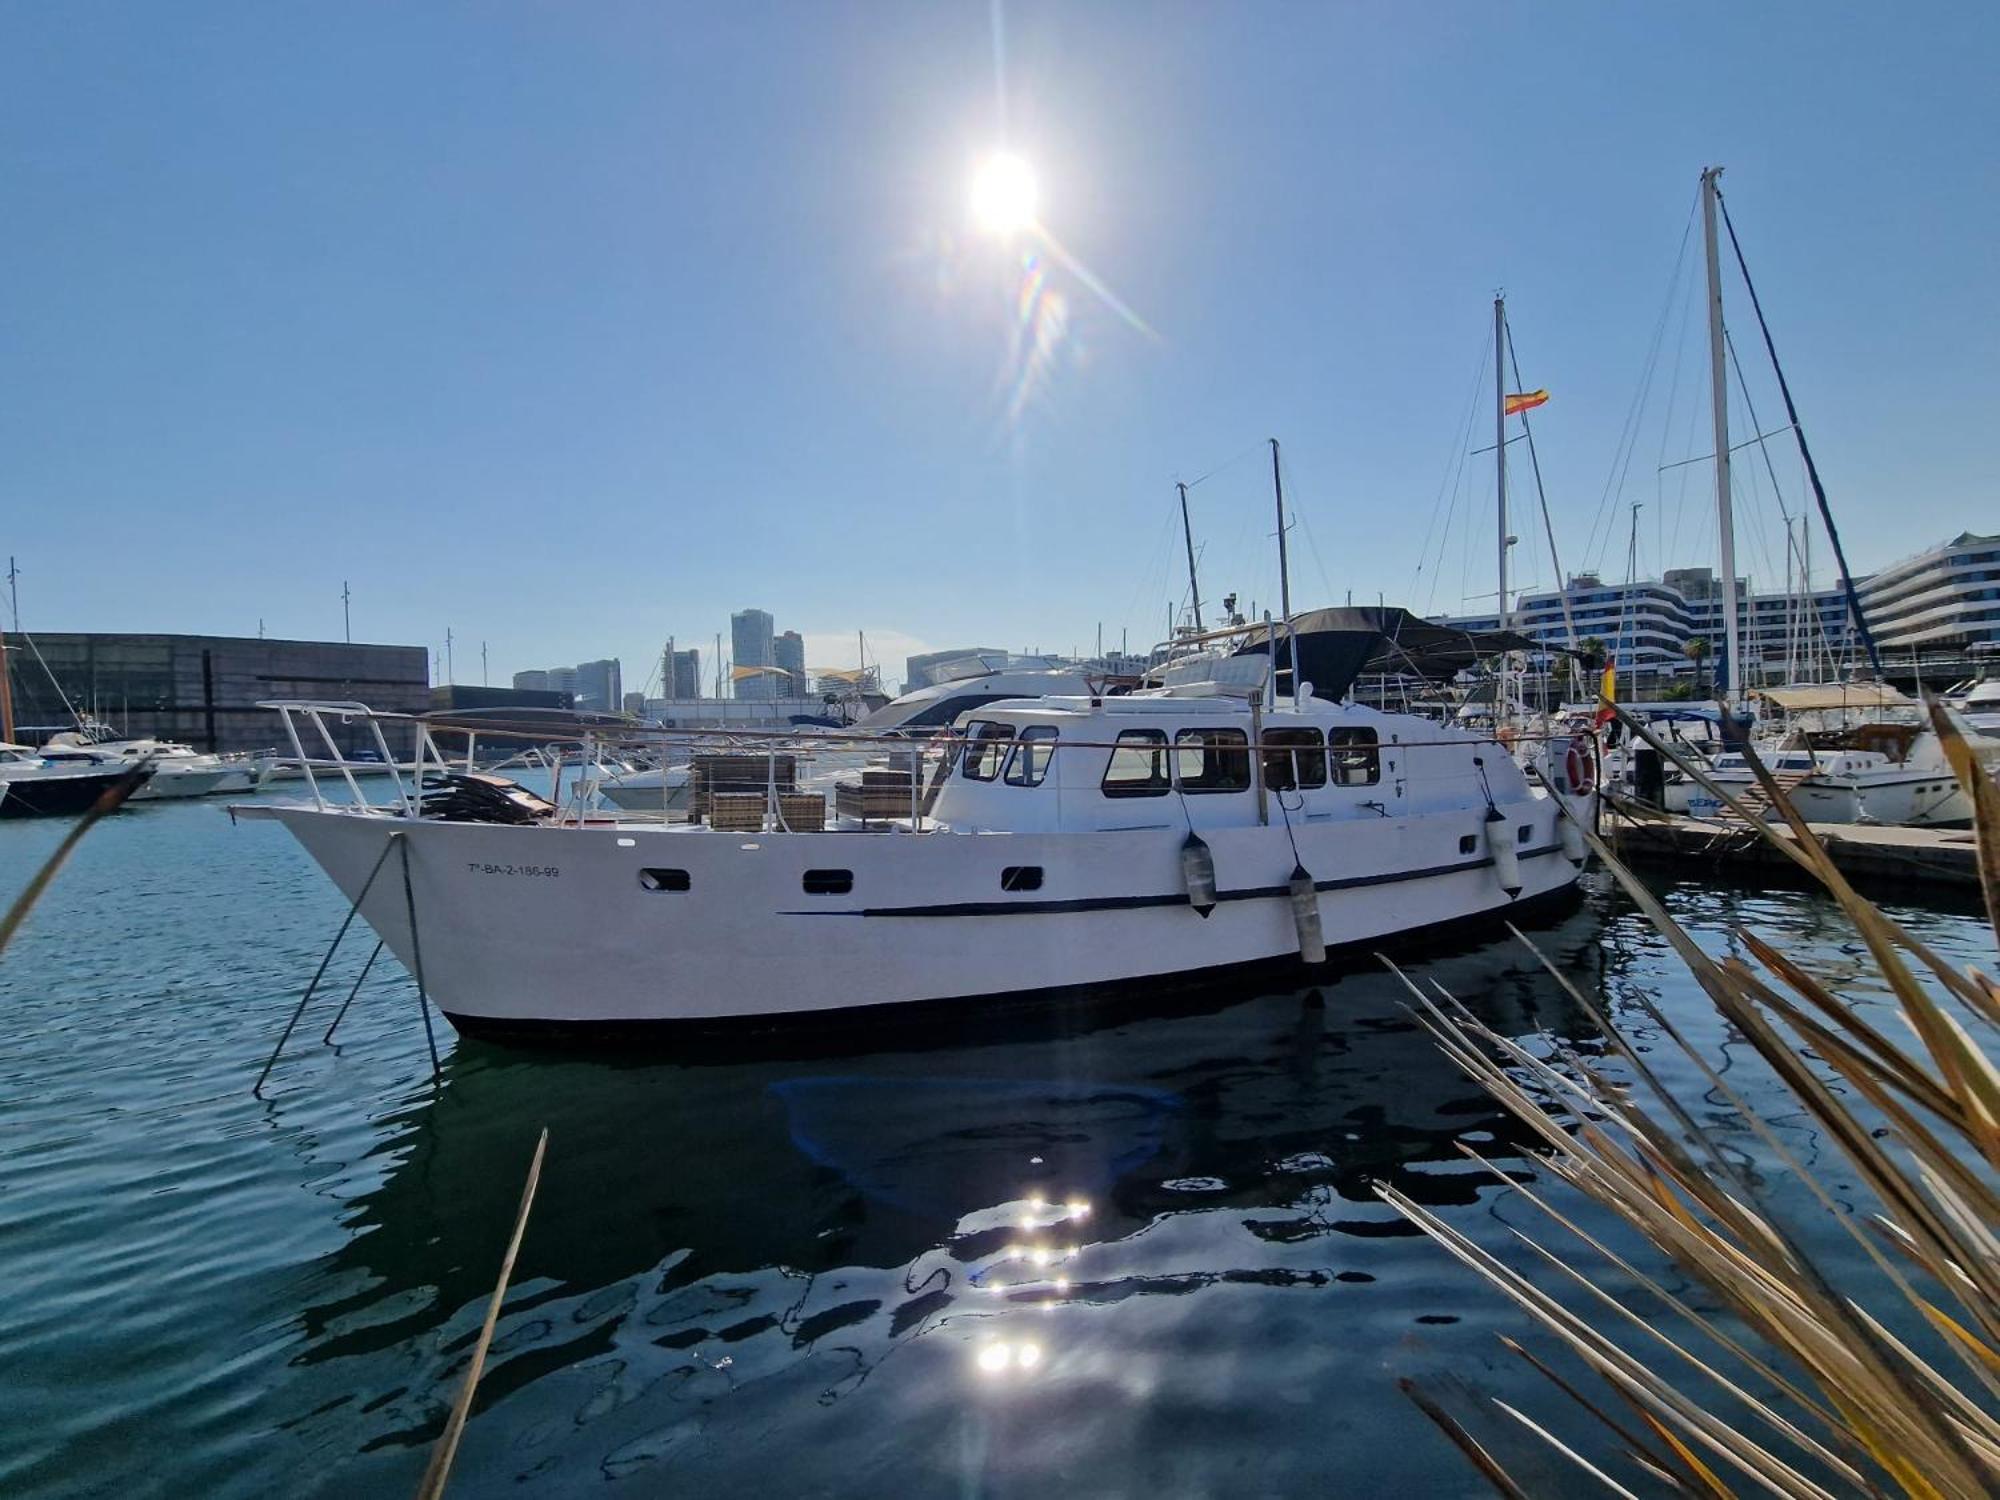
xmin=1268 ymin=438 xmax=1299 ymax=706
xmin=1176 ymin=482 xmax=1204 ymax=632
xmin=1493 ymin=295 xmax=1510 ymax=725
xmin=1701 ymin=167 xmax=1742 ymax=707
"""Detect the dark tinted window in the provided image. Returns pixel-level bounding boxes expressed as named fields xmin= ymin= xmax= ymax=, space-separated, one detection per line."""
xmin=1101 ymin=729 xmax=1170 ymax=797
xmin=802 ymin=869 xmax=853 ymax=894
xmin=1001 ymin=865 xmax=1043 ymax=891
xmin=1329 ymin=728 xmax=1381 ymax=786
xmin=639 ymin=868 xmax=691 ymax=892
xmin=1174 ymin=729 xmax=1251 ymax=793
xmin=1262 ymin=728 xmax=1326 ymax=791
xmin=961 ymin=721 xmax=1014 ymax=782
xmin=1004 ymin=726 xmax=1058 ymax=787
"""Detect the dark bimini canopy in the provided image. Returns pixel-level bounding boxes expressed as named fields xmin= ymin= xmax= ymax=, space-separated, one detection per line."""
xmin=1234 ymin=606 xmax=1599 ymax=702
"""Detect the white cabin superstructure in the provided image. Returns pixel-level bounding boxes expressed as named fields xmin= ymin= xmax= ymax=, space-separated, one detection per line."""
xmin=241 ymin=687 xmax=1595 ymax=1040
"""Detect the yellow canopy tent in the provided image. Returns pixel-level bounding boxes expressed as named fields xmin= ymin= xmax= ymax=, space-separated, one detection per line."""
xmin=1753 ymin=682 xmax=1909 ymax=713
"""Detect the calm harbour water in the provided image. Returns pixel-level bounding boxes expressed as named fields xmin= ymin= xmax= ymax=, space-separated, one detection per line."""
xmin=0 ymin=791 xmax=1991 ymax=1497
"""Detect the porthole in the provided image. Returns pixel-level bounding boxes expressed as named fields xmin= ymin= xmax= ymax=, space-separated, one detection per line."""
xmin=1001 ymin=865 xmax=1044 ymax=892
xmin=640 ymin=868 xmax=691 ymax=892
xmin=1458 ymin=835 xmax=1477 ymax=855
xmin=803 ymin=869 xmax=854 ymax=895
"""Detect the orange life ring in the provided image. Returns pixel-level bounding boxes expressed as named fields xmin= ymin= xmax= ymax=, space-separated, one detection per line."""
xmin=1564 ymin=739 xmax=1596 ymax=795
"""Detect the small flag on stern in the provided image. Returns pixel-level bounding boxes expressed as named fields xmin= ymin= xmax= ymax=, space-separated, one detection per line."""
xmin=1594 ymin=659 xmax=1616 ymax=726
xmin=1504 ymin=388 xmax=1550 ymax=416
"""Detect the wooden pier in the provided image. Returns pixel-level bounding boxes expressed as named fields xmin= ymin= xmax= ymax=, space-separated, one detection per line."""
xmin=1606 ymin=811 xmax=1982 ymax=891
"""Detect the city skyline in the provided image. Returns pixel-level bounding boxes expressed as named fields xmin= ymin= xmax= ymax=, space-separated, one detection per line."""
xmin=4 ymin=7 xmax=1995 ymax=692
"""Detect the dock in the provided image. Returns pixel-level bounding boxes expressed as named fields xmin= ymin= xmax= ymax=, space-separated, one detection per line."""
xmin=1606 ymin=810 xmax=1983 ymax=891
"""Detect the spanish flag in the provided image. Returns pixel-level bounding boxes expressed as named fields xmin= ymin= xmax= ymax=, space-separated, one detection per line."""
xmin=1594 ymin=659 xmax=1616 ymax=727
xmin=1504 ymin=389 xmax=1550 ymax=416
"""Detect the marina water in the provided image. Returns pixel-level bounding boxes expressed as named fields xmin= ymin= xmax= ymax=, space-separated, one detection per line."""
xmin=2 ymin=792 xmax=1990 ymax=1496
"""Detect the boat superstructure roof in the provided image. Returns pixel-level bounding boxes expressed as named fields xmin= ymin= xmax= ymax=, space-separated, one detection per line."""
xmin=957 ymin=687 xmax=1403 ymax=727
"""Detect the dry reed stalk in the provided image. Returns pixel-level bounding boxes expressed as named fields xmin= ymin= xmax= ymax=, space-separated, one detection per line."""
xmin=413 ymin=1127 xmax=548 ymax=1500
xmin=1385 ymin=705 xmax=2000 ymax=1497
xmin=0 ymin=763 xmax=151 ymax=958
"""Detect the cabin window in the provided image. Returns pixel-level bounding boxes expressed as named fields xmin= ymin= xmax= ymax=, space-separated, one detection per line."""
xmin=802 ymin=869 xmax=854 ymax=894
xmin=961 ymin=721 xmax=1014 ymax=782
xmin=1001 ymin=865 xmax=1043 ymax=891
xmin=1101 ymin=729 xmax=1171 ymax=797
xmin=1458 ymin=835 xmax=1477 ymax=855
xmin=1174 ymin=729 xmax=1252 ymax=793
xmin=1517 ymin=824 xmax=1533 ymax=844
xmin=1004 ymin=725 xmax=1058 ymax=787
xmin=1262 ymin=728 xmax=1326 ymax=791
xmin=1328 ymin=728 xmax=1381 ymax=786
xmin=639 ymin=868 xmax=691 ymax=892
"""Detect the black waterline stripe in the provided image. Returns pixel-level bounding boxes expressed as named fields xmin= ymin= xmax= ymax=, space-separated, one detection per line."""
xmin=779 ymin=845 xmax=1568 ymax=918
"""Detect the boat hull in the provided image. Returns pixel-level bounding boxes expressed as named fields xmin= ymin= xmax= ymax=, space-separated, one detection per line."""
xmin=0 ymin=769 xmax=137 ymax=818
xmin=255 ymin=799 xmax=1587 ymax=1036
xmin=1692 ymin=771 xmax=1969 ymax=826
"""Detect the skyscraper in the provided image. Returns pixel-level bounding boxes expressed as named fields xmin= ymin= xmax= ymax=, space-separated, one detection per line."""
xmin=575 ymin=658 xmax=622 ymax=712
xmin=731 ymin=609 xmax=775 ymax=700
xmin=667 ymin=647 xmax=701 ymax=699
xmin=774 ymin=630 xmax=807 ymax=697
xmin=512 ymin=669 xmax=549 ymax=692
xmin=546 ymin=665 xmax=579 ymax=701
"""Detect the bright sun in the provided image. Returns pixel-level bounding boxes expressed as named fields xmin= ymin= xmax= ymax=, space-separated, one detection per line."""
xmin=969 ymin=152 xmax=1039 ymax=236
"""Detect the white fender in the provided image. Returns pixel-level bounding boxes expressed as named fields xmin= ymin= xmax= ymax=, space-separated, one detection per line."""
xmin=1485 ymin=807 xmax=1523 ymax=898
xmin=1181 ymin=831 xmax=1217 ymax=917
xmin=1557 ymin=807 xmax=1587 ymax=865
xmin=1288 ymin=863 xmax=1327 ymax=963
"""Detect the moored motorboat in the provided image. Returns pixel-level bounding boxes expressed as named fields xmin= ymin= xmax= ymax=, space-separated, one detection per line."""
xmin=240 ymin=667 xmax=1597 ymax=1042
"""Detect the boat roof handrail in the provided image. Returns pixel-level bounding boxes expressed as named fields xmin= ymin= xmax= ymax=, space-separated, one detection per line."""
xmin=255 ymin=697 xmax=1585 ymax=760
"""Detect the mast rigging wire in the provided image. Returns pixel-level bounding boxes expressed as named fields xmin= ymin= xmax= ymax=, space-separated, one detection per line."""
xmin=1501 ymin=311 xmax=1582 ymax=693
xmin=1714 ymin=186 xmax=1884 ymax=677
xmin=1584 ymin=190 xmax=1699 ymax=574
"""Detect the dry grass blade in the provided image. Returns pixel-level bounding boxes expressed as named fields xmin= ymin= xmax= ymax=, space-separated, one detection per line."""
xmin=1384 ymin=758 xmax=2000 ymax=1498
xmin=1926 ymin=698 xmax=2000 ymax=952
xmin=413 ymin=1127 xmax=548 ymax=1500
xmin=0 ymin=763 xmax=151 ymax=958
xmin=1399 ymin=1378 xmax=1534 ymax=1499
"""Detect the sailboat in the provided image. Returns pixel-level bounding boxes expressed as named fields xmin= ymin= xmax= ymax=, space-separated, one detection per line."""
xmin=1667 ymin=168 xmax=1982 ymax=827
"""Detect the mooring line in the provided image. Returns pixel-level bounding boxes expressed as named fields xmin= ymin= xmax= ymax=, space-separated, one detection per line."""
xmin=252 ymin=836 xmax=397 ymax=1098
xmin=320 ymin=938 xmax=385 ymax=1047
xmin=399 ymin=832 xmax=443 ymax=1089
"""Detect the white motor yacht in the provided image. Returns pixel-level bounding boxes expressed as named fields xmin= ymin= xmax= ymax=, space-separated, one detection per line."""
xmin=240 ymin=669 xmax=1597 ymax=1041
xmin=1689 ymin=730 xmax=1979 ymax=826
xmin=38 ymin=731 xmax=232 ymax=800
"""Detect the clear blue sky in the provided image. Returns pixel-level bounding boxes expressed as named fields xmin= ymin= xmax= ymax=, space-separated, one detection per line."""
xmin=3 ymin=3 xmax=1994 ymax=690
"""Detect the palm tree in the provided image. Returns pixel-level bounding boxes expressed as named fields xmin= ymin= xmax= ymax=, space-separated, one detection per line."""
xmin=1684 ymin=635 xmax=1711 ymax=701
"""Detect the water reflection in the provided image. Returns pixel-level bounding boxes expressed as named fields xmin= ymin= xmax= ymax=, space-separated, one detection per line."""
xmin=280 ymin=894 xmax=1607 ymax=1487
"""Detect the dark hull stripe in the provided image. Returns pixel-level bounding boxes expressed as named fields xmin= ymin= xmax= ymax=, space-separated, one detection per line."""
xmin=1708 ymin=773 xmax=1958 ymax=793
xmin=778 ymin=844 xmax=1571 ymax=918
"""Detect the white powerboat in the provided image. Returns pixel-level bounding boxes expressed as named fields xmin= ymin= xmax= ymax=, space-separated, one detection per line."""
xmin=37 ymin=730 xmax=235 ymax=800
xmin=240 ymin=673 xmax=1596 ymax=1041
xmin=1688 ymin=720 xmax=1987 ymax=827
